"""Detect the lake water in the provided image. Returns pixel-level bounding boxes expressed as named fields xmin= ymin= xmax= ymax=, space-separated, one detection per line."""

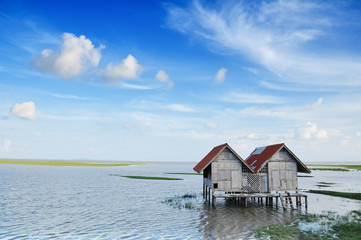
xmin=0 ymin=163 xmax=360 ymax=239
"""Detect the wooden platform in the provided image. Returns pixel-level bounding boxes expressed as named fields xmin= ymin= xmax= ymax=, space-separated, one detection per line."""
xmin=208 ymin=192 xmax=308 ymax=209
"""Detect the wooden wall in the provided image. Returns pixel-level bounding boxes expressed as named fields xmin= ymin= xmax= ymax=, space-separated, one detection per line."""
xmin=210 ymin=148 xmax=245 ymax=192
xmin=268 ymin=148 xmax=298 ymax=191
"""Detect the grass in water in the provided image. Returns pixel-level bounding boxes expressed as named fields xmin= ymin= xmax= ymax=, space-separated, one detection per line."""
xmin=340 ymin=165 xmax=361 ymax=171
xmin=297 ymin=175 xmax=314 ymax=178
xmin=309 ymin=167 xmax=349 ymax=172
xmin=162 ymin=193 xmax=198 ymax=209
xmin=109 ymin=174 xmax=183 ymax=180
xmin=255 ymin=211 xmax=361 ymax=240
xmin=317 ymin=182 xmax=335 ymax=185
xmin=0 ymin=160 xmax=138 ymax=167
xmin=316 ymin=182 xmax=335 ymax=188
xmin=165 ymin=172 xmax=202 ymax=175
xmin=309 ymin=190 xmax=361 ymax=200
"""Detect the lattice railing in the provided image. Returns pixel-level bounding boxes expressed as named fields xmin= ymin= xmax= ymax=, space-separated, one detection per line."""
xmin=242 ymin=174 xmax=261 ymax=193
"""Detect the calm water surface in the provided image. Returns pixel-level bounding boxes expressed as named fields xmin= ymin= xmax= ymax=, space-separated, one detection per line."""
xmin=0 ymin=163 xmax=360 ymax=239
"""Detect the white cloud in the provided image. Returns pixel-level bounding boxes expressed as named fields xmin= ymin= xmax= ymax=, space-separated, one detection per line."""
xmin=165 ymin=104 xmax=195 ymax=113
xmin=155 ymin=70 xmax=174 ymax=89
xmin=357 ymin=131 xmax=361 ymax=137
xmin=167 ymin=1 xmax=361 ymax=89
xmin=102 ymin=54 xmax=143 ymax=82
xmin=3 ymin=139 xmax=11 ymax=152
xmin=246 ymin=133 xmax=269 ymax=140
xmin=33 ymin=33 xmax=104 ymax=79
xmin=214 ymin=68 xmax=227 ymax=83
xmin=51 ymin=93 xmax=88 ymax=100
xmin=295 ymin=122 xmax=328 ymax=140
xmin=220 ymin=91 xmax=283 ymax=104
xmin=10 ymin=101 xmax=36 ymax=120
xmin=204 ymin=122 xmax=218 ymax=129
xmin=305 ymin=97 xmax=323 ymax=109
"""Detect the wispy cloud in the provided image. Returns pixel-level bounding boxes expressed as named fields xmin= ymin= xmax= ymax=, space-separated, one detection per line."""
xmin=50 ymin=93 xmax=88 ymax=100
xmin=214 ymin=68 xmax=227 ymax=83
xmin=166 ymin=0 xmax=361 ymax=89
xmin=155 ymin=70 xmax=174 ymax=89
xmin=220 ymin=90 xmax=283 ymax=104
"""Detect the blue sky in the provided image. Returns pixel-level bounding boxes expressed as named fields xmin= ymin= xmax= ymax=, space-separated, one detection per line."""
xmin=1 ymin=0 xmax=361 ymax=162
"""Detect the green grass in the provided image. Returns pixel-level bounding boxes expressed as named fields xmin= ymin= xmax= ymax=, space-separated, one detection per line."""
xmin=165 ymin=172 xmax=202 ymax=175
xmin=309 ymin=167 xmax=349 ymax=172
xmin=317 ymin=182 xmax=335 ymax=185
xmin=109 ymin=174 xmax=183 ymax=180
xmin=255 ymin=211 xmax=361 ymax=240
xmin=297 ymin=175 xmax=314 ymax=177
xmin=0 ymin=160 xmax=139 ymax=167
xmin=309 ymin=190 xmax=361 ymax=200
xmin=162 ymin=193 xmax=198 ymax=209
xmin=340 ymin=165 xmax=361 ymax=171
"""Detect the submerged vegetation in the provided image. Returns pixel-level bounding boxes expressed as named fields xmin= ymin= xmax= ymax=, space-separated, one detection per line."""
xmin=340 ymin=165 xmax=361 ymax=171
xmin=309 ymin=190 xmax=361 ymax=200
xmin=162 ymin=193 xmax=198 ymax=209
xmin=316 ymin=182 xmax=336 ymax=188
xmin=0 ymin=160 xmax=138 ymax=167
xmin=308 ymin=164 xmax=361 ymax=171
xmin=165 ymin=172 xmax=202 ymax=175
xmin=109 ymin=174 xmax=183 ymax=180
xmin=255 ymin=211 xmax=361 ymax=240
xmin=309 ymin=167 xmax=349 ymax=172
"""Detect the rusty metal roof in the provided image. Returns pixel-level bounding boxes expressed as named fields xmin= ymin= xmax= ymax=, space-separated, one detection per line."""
xmin=193 ymin=143 xmax=250 ymax=173
xmin=245 ymin=143 xmax=311 ymax=173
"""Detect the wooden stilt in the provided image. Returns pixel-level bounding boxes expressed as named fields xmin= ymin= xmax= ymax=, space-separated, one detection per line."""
xmin=205 ymin=186 xmax=208 ymax=201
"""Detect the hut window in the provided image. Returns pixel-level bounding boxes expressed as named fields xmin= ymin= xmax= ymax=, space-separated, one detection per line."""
xmin=242 ymin=164 xmax=253 ymax=173
xmin=258 ymin=164 xmax=268 ymax=173
xmin=213 ymin=183 xmax=218 ymax=189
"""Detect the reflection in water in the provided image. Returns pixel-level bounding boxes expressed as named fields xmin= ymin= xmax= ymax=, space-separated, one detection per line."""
xmin=198 ymin=200 xmax=300 ymax=239
xmin=0 ymin=163 xmax=360 ymax=239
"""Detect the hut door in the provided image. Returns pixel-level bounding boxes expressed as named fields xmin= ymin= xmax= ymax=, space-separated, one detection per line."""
xmin=261 ymin=175 xmax=269 ymax=192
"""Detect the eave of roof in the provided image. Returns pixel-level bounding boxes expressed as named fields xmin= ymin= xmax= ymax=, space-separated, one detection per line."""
xmin=245 ymin=143 xmax=311 ymax=173
xmin=245 ymin=143 xmax=284 ymax=173
xmin=193 ymin=143 xmax=252 ymax=173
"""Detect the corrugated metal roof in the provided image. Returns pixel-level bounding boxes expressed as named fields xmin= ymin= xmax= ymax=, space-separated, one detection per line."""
xmin=245 ymin=143 xmax=311 ymax=173
xmin=245 ymin=143 xmax=284 ymax=173
xmin=193 ymin=143 xmax=250 ymax=173
xmin=193 ymin=143 xmax=228 ymax=173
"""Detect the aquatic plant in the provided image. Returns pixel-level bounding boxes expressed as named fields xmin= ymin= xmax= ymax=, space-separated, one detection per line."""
xmin=340 ymin=165 xmax=361 ymax=171
xmin=162 ymin=193 xmax=199 ymax=210
xmin=309 ymin=190 xmax=361 ymax=200
xmin=317 ymin=182 xmax=335 ymax=185
xmin=165 ymin=172 xmax=202 ymax=175
xmin=255 ymin=211 xmax=361 ymax=240
xmin=109 ymin=174 xmax=183 ymax=180
xmin=309 ymin=167 xmax=349 ymax=172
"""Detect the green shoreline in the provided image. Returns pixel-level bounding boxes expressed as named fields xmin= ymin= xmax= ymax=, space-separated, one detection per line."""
xmin=0 ymin=160 xmax=141 ymax=167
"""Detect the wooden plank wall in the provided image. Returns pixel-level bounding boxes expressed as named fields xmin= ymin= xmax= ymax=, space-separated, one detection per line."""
xmin=268 ymin=149 xmax=298 ymax=191
xmin=211 ymin=149 xmax=244 ymax=192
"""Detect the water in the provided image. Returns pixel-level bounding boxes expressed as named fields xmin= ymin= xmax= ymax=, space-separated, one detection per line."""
xmin=0 ymin=163 xmax=360 ymax=239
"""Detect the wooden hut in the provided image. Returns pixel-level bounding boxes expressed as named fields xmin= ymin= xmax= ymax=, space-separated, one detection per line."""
xmin=194 ymin=143 xmax=311 ymax=208
xmin=245 ymin=143 xmax=311 ymax=192
xmin=193 ymin=143 xmax=253 ymax=202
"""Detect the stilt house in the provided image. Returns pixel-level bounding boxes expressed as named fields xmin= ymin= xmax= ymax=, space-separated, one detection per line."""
xmin=194 ymin=143 xmax=311 ymax=194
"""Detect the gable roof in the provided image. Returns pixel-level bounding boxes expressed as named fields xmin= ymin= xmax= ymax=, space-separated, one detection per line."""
xmin=245 ymin=143 xmax=311 ymax=173
xmin=193 ymin=143 xmax=250 ymax=173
